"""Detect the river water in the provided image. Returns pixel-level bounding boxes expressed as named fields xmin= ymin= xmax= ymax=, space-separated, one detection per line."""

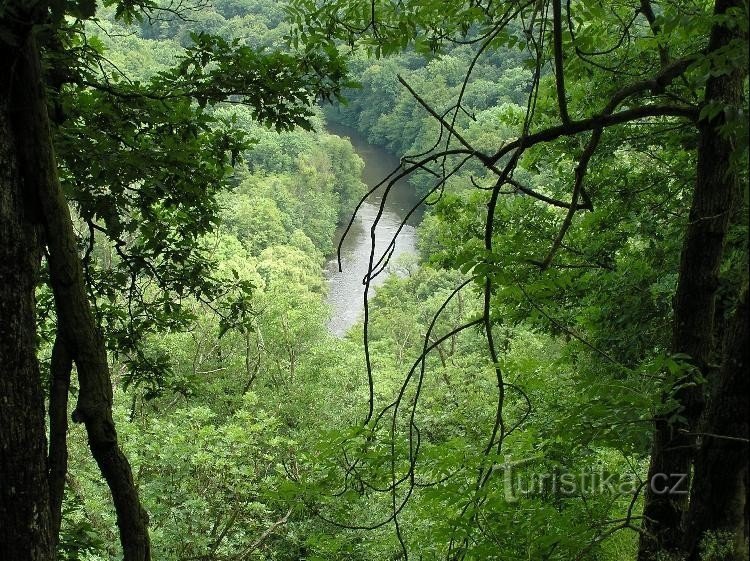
xmin=325 ymin=121 xmax=422 ymax=336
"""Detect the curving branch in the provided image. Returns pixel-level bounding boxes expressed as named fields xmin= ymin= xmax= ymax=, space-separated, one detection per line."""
xmin=506 ymin=177 xmax=589 ymax=209
xmin=397 ymin=74 xmax=483 ymax=159
xmin=488 ymin=103 xmax=697 ymax=166
xmin=538 ymin=126 xmax=601 ymax=269
xmin=639 ymin=0 xmax=671 ymax=66
xmin=14 ymin=33 xmax=151 ymax=560
xmin=319 ymin=10 xmax=697 ymax=558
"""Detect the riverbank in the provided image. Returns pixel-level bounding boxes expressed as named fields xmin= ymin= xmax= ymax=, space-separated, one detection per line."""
xmin=324 ymin=121 xmax=423 ymax=336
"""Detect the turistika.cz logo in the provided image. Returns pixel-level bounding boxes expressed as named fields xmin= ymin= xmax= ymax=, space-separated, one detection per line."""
xmin=492 ymin=457 xmax=688 ymax=502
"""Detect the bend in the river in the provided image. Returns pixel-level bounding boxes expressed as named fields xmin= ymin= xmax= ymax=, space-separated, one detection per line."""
xmin=325 ymin=121 xmax=422 ymax=336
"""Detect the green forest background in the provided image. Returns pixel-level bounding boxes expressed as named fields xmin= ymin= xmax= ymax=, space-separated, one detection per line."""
xmin=18 ymin=0 xmax=744 ymax=560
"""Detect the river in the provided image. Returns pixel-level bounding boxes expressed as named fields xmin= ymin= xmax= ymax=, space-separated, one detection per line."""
xmin=325 ymin=121 xmax=422 ymax=336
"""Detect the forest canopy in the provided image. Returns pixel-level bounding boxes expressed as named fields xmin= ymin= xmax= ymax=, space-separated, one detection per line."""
xmin=0 ymin=1 xmax=747 ymax=561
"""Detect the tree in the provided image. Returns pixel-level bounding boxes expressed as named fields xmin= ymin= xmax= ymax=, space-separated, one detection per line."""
xmin=639 ymin=2 xmax=748 ymax=558
xmin=0 ymin=1 xmax=348 ymax=559
xmin=289 ymin=0 xmax=748 ymax=558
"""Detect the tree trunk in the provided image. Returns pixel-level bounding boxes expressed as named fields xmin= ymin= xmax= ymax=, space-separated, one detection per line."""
xmin=684 ymin=285 xmax=749 ymax=561
xmin=638 ymin=1 xmax=746 ymax=558
xmin=48 ymin=334 xmax=73 ymax=549
xmin=0 ymin=41 xmax=54 ymax=561
xmin=9 ymin=30 xmax=152 ymax=561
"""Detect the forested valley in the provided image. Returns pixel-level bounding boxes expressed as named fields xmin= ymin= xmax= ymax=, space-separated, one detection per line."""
xmin=0 ymin=1 xmax=747 ymax=560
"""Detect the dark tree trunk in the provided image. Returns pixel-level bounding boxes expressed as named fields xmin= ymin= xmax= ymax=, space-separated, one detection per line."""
xmin=638 ymin=0 xmax=747 ymax=558
xmin=10 ymin=32 xmax=152 ymax=561
xmin=48 ymin=334 xmax=72 ymax=548
xmin=0 ymin=14 xmax=150 ymax=558
xmin=0 ymin=42 xmax=54 ymax=561
xmin=684 ymin=286 xmax=749 ymax=560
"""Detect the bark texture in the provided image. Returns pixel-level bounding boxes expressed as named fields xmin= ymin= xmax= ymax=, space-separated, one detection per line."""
xmin=638 ymin=0 xmax=747 ymax=558
xmin=0 ymin=41 xmax=54 ymax=561
xmin=11 ymin=33 xmax=152 ymax=561
xmin=48 ymin=334 xmax=72 ymax=547
xmin=0 ymin=21 xmax=151 ymax=559
xmin=684 ymin=286 xmax=749 ymax=561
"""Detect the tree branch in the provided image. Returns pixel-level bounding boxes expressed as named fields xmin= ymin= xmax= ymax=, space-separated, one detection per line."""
xmin=16 ymin=34 xmax=151 ymax=561
xmin=539 ymin=126 xmax=602 ymax=269
xmin=552 ymin=0 xmax=571 ymax=124
xmin=488 ymin=103 xmax=697 ymax=166
xmin=397 ymin=74 xmax=483 ymax=158
xmin=487 ymin=55 xmax=696 ymax=166
xmin=639 ymin=0 xmax=670 ymax=66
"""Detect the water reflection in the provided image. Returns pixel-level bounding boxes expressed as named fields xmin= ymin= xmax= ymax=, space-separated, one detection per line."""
xmin=325 ymin=122 xmax=421 ymax=336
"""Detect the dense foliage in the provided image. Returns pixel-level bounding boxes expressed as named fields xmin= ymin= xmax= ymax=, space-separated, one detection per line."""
xmin=0 ymin=0 xmax=747 ymax=560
